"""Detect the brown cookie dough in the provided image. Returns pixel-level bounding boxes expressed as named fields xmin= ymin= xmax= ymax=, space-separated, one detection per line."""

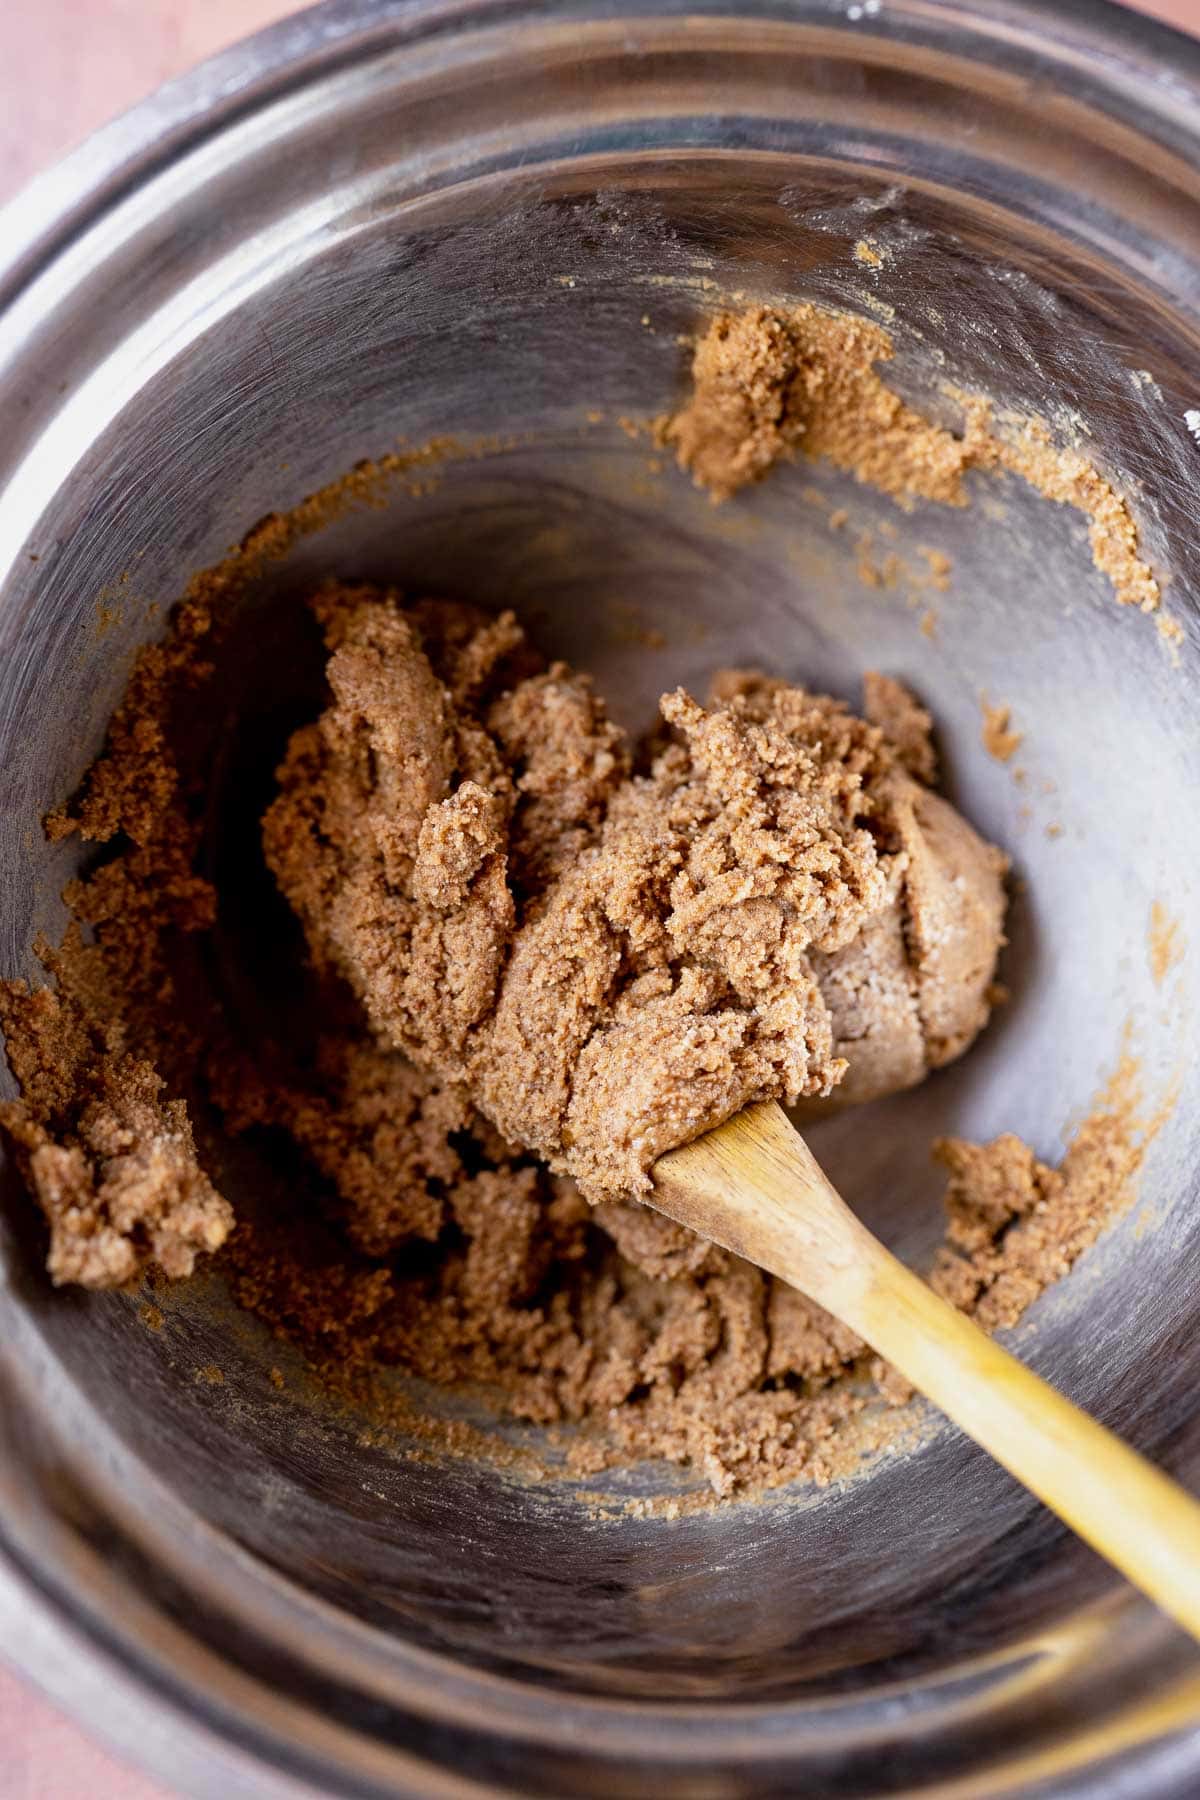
xmin=0 ymin=290 xmax=1165 ymax=1496
xmin=263 ymin=591 xmax=1008 ymax=1198
xmin=0 ymin=572 xmax=1154 ymax=1500
xmin=661 ymin=303 xmax=1161 ymax=616
xmin=0 ymin=983 xmax=231 ymax=1287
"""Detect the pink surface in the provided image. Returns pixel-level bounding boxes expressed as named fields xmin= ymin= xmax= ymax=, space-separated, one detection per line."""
xmin=2 ymin=0 xmax=1198 ymax=1793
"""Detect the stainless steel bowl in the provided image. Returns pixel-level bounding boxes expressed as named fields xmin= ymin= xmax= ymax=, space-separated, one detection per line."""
xmin=4 ymin=1 xmax=1200 ymax=1793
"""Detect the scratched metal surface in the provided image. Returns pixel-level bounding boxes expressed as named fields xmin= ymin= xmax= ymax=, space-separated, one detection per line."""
xmin=3 ymin=1 xmax=1200 ymax=1795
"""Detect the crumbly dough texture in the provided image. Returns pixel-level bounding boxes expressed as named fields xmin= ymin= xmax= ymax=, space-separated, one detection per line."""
xmin=662 ymin=304 xmax=1161 ymax=615
xmin=0 ymin=290 xmax=1158 ymax=1496
xmin=0 ymin=983 xmax=231 ymax=1287
xmin=0 ymin=576 xmax=1148 ymax=1496
xmin=263 ymin=591 xmax=1007 ymax=1198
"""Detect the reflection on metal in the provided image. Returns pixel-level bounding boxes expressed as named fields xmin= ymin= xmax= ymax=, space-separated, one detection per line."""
xmin=1 ymin=0 xmax=1200 ymax=1793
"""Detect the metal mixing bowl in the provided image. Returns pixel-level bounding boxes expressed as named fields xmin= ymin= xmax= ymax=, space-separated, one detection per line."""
xmin=3 ymin=0 xmax=1200 ymax=1793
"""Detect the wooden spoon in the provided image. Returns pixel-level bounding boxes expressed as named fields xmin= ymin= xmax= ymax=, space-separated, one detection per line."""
xmin=652 ymin=1100 xmax=1200 ymax=1641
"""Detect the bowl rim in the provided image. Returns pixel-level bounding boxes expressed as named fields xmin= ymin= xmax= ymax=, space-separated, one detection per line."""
xmin=4 ymin=1 xmax=1200 ymax=1795
xmin=2 ymin=0 xmax=1200 ymax=311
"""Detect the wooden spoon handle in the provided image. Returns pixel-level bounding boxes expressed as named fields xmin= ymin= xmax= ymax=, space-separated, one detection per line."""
xmin=853 ymin=1242 xmax=1200 ymax=1641
xmin=653 ymin=1102 xmax=1200 ymax=1641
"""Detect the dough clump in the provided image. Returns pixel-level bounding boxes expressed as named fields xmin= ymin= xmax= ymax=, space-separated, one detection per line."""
xmin=659 ymin=302 xmax=1161 ymax=616
xmin=263 ymin=589 xmax=1008 ymax=1197
xmin=0 ymin=983 xmax=232 ymax=1287
xmin=0 ymin=577 xmax=1154 ymax=1500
